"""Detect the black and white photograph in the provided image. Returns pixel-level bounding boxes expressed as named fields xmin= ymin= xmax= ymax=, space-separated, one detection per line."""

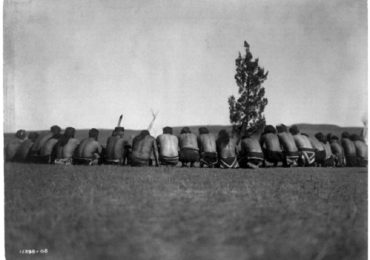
xmin=3 ymin=0 xmax=367 ymax=259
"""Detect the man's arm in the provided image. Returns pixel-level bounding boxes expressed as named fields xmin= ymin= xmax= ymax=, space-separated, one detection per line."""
xmin=152 ymin=140 xmax=160 ymax=166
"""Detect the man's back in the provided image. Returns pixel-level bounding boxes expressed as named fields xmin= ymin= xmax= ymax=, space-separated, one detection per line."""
xmin=217 ymin=138 xmax=237 ymax=158
xmin=341 ymin=138 xmax=356 ymax=156
xmin=260 ymin=133 xmax=282 ymax=152
xmin=241 ymin=138 xmax=262 ymax=154
xmin=5 ymin=139 xmax=25 ymax=161
xmin=309 ymin=136 xmax=325 ymax=151
xmin=132 ymin=135 xmax=157 ymax=160
xmin=40 ymin=138 xmax=58 ymax=156
xmin=353 ymin=140 xmax=367 ymax=158
xmin=57 ymin=138 xmax=80 ymax=159
xmin=105 ymin=136 xmax=126 ymax=160
xmin=14 ymin=139 xmax=34 ymax=161
xmin=179 ymin=133 xmax=198 ymax=150
xmin=77 ymin=138 xmax=102 ymax=158
xmin=294 ymin=134 xmax=313 ymax=150
xmin=198 ymin=134 xmax=217 ymax=153
xmin=31 ymin=133 xmax=53 ymax=154
xmin=157 ymin=134 xmax=179 ymax=157
xmin=277 ymin=132 xmax=298 ymax=152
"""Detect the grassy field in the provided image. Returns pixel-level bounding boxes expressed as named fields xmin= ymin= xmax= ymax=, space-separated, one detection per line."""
xmin=5 ymin=163 xmax=367 ymax=260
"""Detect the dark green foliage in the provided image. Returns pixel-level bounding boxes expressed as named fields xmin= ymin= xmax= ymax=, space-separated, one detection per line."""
xmin=229 ymin=41 xmax=268 ymax=136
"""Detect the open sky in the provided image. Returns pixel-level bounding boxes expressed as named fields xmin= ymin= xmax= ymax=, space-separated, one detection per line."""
xmin=3 ymin=0 xmax=367 ymax=134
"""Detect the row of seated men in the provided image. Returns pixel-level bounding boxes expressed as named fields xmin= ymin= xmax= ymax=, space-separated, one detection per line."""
xmin=4 ymin=124 xmax=368 ymax=168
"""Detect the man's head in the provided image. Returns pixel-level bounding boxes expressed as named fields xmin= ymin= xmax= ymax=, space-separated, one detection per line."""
xmin=301 ymin=133 xmax=309 ymax=137
xmin=181 ymin=127 xmax=191 ymax=134
xmin=341 ymin=132 xmax=350 ymax=139
xmin=276 ymin=124 xmax=288 ymax=133
xmin=217 ymin=129 xmax=230 ymax=144
xmin=28 ymin=132 xmax=39 ymax=142
xmin=315 ymin=132 xmax=324 ymax=142
xmin=289 ymin=125 xmax=299 ymax=135
xmin=350 ymin=134 xmax=361 ymax=142
xmin=59 ymin=127 xmax=76 ymax=147
xmin=263 ymin=125 xmax=276 ymax=135
xmin=198 ymin=127 xmax=209 ymax=135
xmin=114 ymin=127 xmax=125 ymax=137
xmin=50 ymin=125 xmax=61 ymax=136
xmin=89 ymin=128 xmax=99 ymax=140
xmin=331 ymin=135 xmax=339 ymax=142
xmin=15 ymin=129 xmax=26 ymax=140
xmin=163 ymin=126 xmax=173 ymax=135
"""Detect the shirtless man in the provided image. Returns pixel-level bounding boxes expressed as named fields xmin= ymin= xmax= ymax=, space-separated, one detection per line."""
xmin=216 ymin=129 xmax=239 ymax=169
xmin=198 ymin=127 xmax=218 ymax=168
xmin=341 ymin=132 xmax=357 ymax=167
xmin=315 ymin=133 xmax=334 ymax=167
xmin=30 ymin=125 xmax=61 ymax=156
xmin=308 ymin=133 xmax=326 ymax=167
xmin=74 ymin=128 xmax=102 ymax=165
xmin=131 ymin=130 xmax=159 ymax=167
xmin=104 ymin=127 xmax=129 ymax=165
xmin=260 ymin=125 xmax=283 ymax=167
xmin=156 ymin=127 xmax=179 ymax=166
xmin=276 ymin=124 xmax=299 ymax=167
xmin=13 ymin=132 xmax=39 ymax=162
xmin=53 ymin=127 xmax=80 ymax=165
xmin=178 ymin=127 xmax=199 ymax=167
xmin=290 ymin=125 xmax=315 ymax=167
xmin=39 ymin=129 xmax=62 ymax=164
xmin=329 ymin=135 xmax=345 ymax=167
xmin=350 ymin=134 xmax=367 ymax=167
xmin=5 ymin=129 xmax=27 ymax=161
xmin=239 ymin=133 xmax=264 ymax=169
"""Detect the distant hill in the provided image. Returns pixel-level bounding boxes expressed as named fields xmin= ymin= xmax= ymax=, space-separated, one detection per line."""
xmin=4 ymin=124 xmax=363 ymax=146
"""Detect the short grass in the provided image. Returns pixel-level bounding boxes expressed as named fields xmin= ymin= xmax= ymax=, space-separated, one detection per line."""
xmin=5 ymin=163 xmax=367 ymax=260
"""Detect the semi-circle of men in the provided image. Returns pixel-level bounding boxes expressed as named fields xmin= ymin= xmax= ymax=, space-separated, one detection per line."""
xmin=4 ymin=124 xmax=368 ymax=168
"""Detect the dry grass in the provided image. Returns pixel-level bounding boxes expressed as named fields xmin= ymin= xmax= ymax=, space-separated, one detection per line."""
xmin=5 ymin=163 xmax=367 ymax=260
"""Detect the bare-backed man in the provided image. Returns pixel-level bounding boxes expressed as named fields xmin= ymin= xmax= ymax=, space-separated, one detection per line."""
xmin=5 ymin=130 xmax=27 ymax=161
xmin=30 ymin=125 xmax=61 ymax=157
xmin=53 ymin=127 xmax=80 ymax=165
xmin=216 ymin=129 xmax=239 ymax=169
xmin=198 ymin=127 xmax=218 ymax=168
xmin=104 ymin=127 xmax=129 ymax=165
xmin=178 ymin=127 xmax=199 ymax=167
xmin=131 ymin=130 xmax=159 ymax=166
xmin=260 ymin=125 xmax=284 ymax=167
xmin=156 ymin=127 xmax=179 ymax=166
xmin=39 ymin=129 xmax=62 ymax=164
xmin=276 ymin=124 xmax=299 ymax=167
xmin=308 ymin=133 xmax=326 ymax=167
xmin=13 ymin=132 xmax=39 ymax=162
xmin=329 ymin=135 xmax=346 ymax=167
xmin=350 ymin=134 xmax=368 ymax=167
xmin=315 ymin=132 xmax=335 ymax=167
xmin=341 ymin=132 xmax=357 ymax=167
xmin=239 ymin=133 xmax=264 ymax=169
xmin=74 ymin=128 xmax=103 ymax=165
xmin=290 ymin=125 xmax=315 ymax=167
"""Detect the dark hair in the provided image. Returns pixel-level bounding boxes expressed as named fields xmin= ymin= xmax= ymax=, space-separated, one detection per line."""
xmin=28 ymin=132 xmax=39 ymax=142
xmin=133 ymin=130 xmax=150 ymax=145
xmin=15 ymin=129 xmax=26 ymax=139
xmin=163 ymin=126 xmax=173 ymax=134
xmin=289 ymin=125 xmax=299 ymax=135
xmin=217 ymin=129 xmax=230 ymax=145
xmin=331 ymin=135 xmax=339 ymax=141
xmin=199 ymin=127 xmax=209 ymax=135
xmin=276 ymin=124 xmax=288 ymax=133
xmin=263 ymin=125 xmax=276 ymax=134
xmin=341 ymin=132 xmax=350 ymax=139
xmin=50 ymin=125 xmax=61 ymax=135
xmin=315 ymin=132 xmax=324 ymax=142
xmin=181 ymin=127 xmax=191 ymax=134
xmin=350 ymin=134 xmax=361 ymax=141
xmin=58 ymin=127 xmax=75 ymax=147
xmin=89 ymin=128 xmax=99 ymax=139
xmin=301 ymin=133 xmax=309 ymax=137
